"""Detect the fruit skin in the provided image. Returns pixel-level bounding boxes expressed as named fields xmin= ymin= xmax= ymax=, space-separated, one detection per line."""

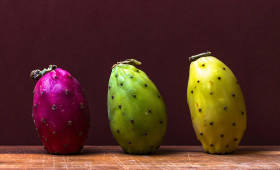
xmin=107 ymin=59 xmax=167 ymax=154
xmin=31 ymin=65 xmax=90 ymax=154
xmin=187 ymin=52 xmax=246 ymax=154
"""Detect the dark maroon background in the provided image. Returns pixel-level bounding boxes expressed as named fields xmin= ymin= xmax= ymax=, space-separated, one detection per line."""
xmin=0 ymin=0 xmax=279 ymax=145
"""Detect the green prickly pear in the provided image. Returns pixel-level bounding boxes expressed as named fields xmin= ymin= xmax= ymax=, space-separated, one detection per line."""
xmin=107 ymin=59 xmax=167 ymax=154
xmin=187 ymin=51 xmax=246 ymax=154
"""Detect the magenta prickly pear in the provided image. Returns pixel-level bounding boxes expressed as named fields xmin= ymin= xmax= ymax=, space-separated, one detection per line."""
xmin=31 ymin=65 xmax=90 ymax=154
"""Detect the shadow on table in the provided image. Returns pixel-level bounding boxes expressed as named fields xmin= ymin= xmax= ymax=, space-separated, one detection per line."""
xmin=0 ymin=146 xmax=276 ymax=156
xmin=0 ymin=147 xmax=91 ymax=155
xmin=150 ymin=150 xmax=271 ymax=157
xmin=129 ymin=147 xmax=278 ymax=157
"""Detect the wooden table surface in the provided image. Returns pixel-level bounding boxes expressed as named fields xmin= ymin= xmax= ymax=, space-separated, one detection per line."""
xmin=0 ymin=146 xmax=279 ymax=169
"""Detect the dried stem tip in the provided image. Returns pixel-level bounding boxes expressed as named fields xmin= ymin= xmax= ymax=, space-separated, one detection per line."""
xmin=112 ymin=59 xmax=141 ymax=68
xmin=30 ymin=65 xmax=57 ymax=80
xmin=189 ymin=51 xmax=212 ymax=62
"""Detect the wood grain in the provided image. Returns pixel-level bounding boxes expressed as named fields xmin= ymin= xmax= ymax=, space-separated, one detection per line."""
xmin=0 ymin=146 xmax=279 ymax=169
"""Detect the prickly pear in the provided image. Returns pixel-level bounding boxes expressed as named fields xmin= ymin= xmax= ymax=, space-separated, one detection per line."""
xmin=31 ymin=65 xmax=90 ymax=154
xmin=187 ymin=52 xmax=246 ymax=154
xmin=107 ymin=59 xmax=167 ymax=154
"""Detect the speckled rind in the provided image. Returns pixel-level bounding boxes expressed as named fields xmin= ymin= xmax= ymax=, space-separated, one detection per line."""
xmin=108 ymin=64 xmax=167 ymax=154
xmin=32 ymin=68 xmax=90 ymax=154
xmin=187 ymin=56 xmax=246 ymax=154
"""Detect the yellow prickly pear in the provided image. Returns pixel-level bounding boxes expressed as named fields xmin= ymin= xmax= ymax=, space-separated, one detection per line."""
xmin=187 ymin=51 xmax=246 ymax=154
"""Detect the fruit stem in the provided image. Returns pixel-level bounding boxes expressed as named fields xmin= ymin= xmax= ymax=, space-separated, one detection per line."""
xmin=30 ymin=65 xmax=57 ymax=80
xmin=189 ymin=51 xmax=212 ymax=62
xmin=112 ymin=59 xmax=141 ymax=68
